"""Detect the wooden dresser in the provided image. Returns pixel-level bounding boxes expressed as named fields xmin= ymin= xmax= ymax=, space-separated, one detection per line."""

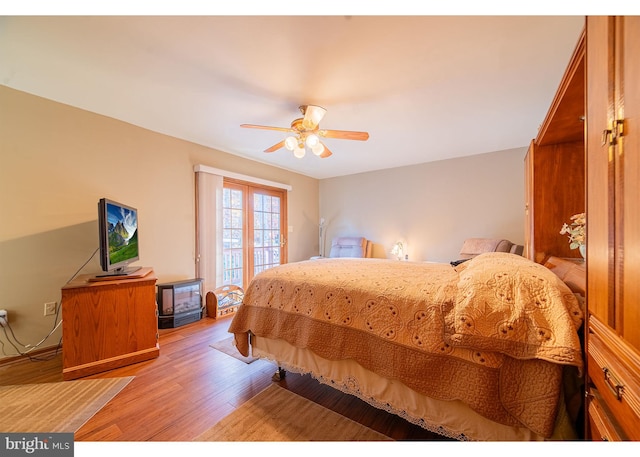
xmin=584 ymin=16 xmax=640 ymax=441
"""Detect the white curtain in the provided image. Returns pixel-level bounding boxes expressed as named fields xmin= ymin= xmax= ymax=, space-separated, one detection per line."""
xmin=195 ymin=171 xmax=224 ymax=293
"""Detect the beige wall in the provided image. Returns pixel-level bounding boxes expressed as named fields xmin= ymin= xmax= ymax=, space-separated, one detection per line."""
xmin=319 ymin=147 xmax=526 ymax=262
xmin=0 ymin=86 xmax=319 ymax=359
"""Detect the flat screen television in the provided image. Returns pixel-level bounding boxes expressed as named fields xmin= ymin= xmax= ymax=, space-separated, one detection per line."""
xmin=97 ymin=198 xmax=141 ymax=277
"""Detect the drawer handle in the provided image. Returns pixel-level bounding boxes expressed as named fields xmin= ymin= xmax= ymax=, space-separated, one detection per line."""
xmin=603 ymin=367 xmax=624 ymax=401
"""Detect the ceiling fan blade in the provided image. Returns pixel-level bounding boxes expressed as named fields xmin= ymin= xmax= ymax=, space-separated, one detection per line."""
xmin=319 ymin=129 xmax=369 ymax=141
xmin=319 ymin=143 xmax=333 ymax=159
xmin=241 ymin=124 xmax=293 ymax=133
xmin=264 ymin=140 xmax=285 ymax=153
xmin=302 ymin=105 xmax=327 ymax=130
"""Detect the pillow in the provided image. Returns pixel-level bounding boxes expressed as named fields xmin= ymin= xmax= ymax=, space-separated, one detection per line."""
xmin=443 ymin=252 xmax=584 ymax=369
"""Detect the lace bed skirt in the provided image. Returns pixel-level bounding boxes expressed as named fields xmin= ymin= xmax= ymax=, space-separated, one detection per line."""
xmin=249 ymin=335 xmax=577 ymax=441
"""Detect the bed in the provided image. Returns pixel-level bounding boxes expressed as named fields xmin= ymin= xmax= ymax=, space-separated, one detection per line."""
xmin=228 ymin=252 xmax=585 ymax=441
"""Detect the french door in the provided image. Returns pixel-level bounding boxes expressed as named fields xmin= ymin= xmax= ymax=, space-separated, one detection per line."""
xmin=222 ymin=179 xmax=287 ymax=289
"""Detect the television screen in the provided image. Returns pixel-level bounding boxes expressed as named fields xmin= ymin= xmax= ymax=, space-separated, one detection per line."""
xmin=98 ymin=198 xmax=141 ymax=276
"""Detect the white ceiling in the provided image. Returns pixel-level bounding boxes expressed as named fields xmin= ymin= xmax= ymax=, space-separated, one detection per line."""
xmin=0 ymin=15 xmax=586 ymax=179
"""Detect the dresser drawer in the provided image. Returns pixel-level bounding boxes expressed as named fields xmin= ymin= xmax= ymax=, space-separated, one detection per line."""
xmin=588 ymin=390 xmax=623 ymax=440
xmin=588 ymin=323 xmax=640 ymax=440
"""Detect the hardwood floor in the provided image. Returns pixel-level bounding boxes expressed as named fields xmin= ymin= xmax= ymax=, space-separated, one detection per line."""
xmin=0 ymin=316 xmax=449 ymax=441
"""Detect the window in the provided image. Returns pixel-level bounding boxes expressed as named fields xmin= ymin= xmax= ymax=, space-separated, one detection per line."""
xmin=222 ymin=179 xmax=287 ymax=289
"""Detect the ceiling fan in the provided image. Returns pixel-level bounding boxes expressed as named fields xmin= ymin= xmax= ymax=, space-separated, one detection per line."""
xmin=240 ymin=105 xmax=369 ymax=159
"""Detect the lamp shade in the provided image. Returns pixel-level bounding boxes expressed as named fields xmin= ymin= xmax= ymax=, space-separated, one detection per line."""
xmin=305 ymin=133 xmax=320 ymax=148
xmin=284 ymin=136 xmax=297 ymax=151
xmin=311 ymin=142 xmax=325 ymax=156
xmin=391 ymin=240 xmax=405 ymax=260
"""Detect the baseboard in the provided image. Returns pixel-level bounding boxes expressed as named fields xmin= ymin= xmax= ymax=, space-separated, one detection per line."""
xmin=0 ymin=345 xmax=61 ymax=368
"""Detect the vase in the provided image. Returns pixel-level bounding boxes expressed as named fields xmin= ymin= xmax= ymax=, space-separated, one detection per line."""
xmin=579 ymin=244 xmax=586 ymax=259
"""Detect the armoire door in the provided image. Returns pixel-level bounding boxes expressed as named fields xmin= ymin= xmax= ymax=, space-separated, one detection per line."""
xmin=585 ymin=15 xmax=640 ymax=441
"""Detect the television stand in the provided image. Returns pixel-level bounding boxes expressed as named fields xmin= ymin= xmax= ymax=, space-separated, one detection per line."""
xmin=61 ymin=269 xmax=159 ymax=380
xmin=88 ymin=266 xmax=151 ymax=282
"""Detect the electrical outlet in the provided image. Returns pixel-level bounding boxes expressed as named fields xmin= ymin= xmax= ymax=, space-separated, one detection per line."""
xmin=0 ymin=309 xmax=7 ymax=326
xmin=44 ymin=302 xmax=57 ymax=316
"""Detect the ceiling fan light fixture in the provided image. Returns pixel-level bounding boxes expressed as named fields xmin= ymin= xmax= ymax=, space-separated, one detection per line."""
xmin=284 ymin=136 xmax=297 ymax=151
xmin=301 ymin=105 xmax=327 ymax=130
xmin=293 ymin=145 xmax=306 ymax=158
xmin=305 ymin=133 xmax=320 ymax=148
xmin=311 ymin=142 xmax=325 ymax=156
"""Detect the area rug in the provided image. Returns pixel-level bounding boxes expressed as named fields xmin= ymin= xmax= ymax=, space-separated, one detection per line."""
xmin=210 ymin=336 xmax=257 ymax=364
xmin=195 ymin=384 xmax=392 ymax=441
xmin=0 ymin=376 xmax=134 ymax=433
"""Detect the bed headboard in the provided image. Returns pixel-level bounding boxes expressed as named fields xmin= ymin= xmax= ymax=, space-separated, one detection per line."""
xmin=544 ymin=256 xmax=586 ymax=297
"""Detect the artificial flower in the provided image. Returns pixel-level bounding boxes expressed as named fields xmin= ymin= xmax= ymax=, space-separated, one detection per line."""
xmin=560 ymin=212 xmax=585 ymax=249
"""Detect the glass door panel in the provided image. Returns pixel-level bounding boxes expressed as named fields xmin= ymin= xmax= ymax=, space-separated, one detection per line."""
xmin=252 ymin=191 xmax=283 ymax=276
xmin=222 ymin=185 xmax=245 ymax=288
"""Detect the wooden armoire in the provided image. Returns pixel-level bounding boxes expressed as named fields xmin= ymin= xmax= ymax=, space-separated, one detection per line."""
xmin=526 ymin=16 xmax=640 ymax=440
xmin=584 ymin=16 xmax=640 ymax=441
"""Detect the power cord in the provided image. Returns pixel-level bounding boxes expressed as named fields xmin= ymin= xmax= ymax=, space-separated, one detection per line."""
xmin=0 ymin=247 xmax=99 ymax=360
xmin=66 ymin=247 xmax=99 ymax=284
xmin=1 ymin=319 xmax=63 ymax=359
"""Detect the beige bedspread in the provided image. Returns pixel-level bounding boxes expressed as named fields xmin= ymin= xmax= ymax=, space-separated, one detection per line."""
xmin=228 ymin=253 xmax=583 ymax=437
